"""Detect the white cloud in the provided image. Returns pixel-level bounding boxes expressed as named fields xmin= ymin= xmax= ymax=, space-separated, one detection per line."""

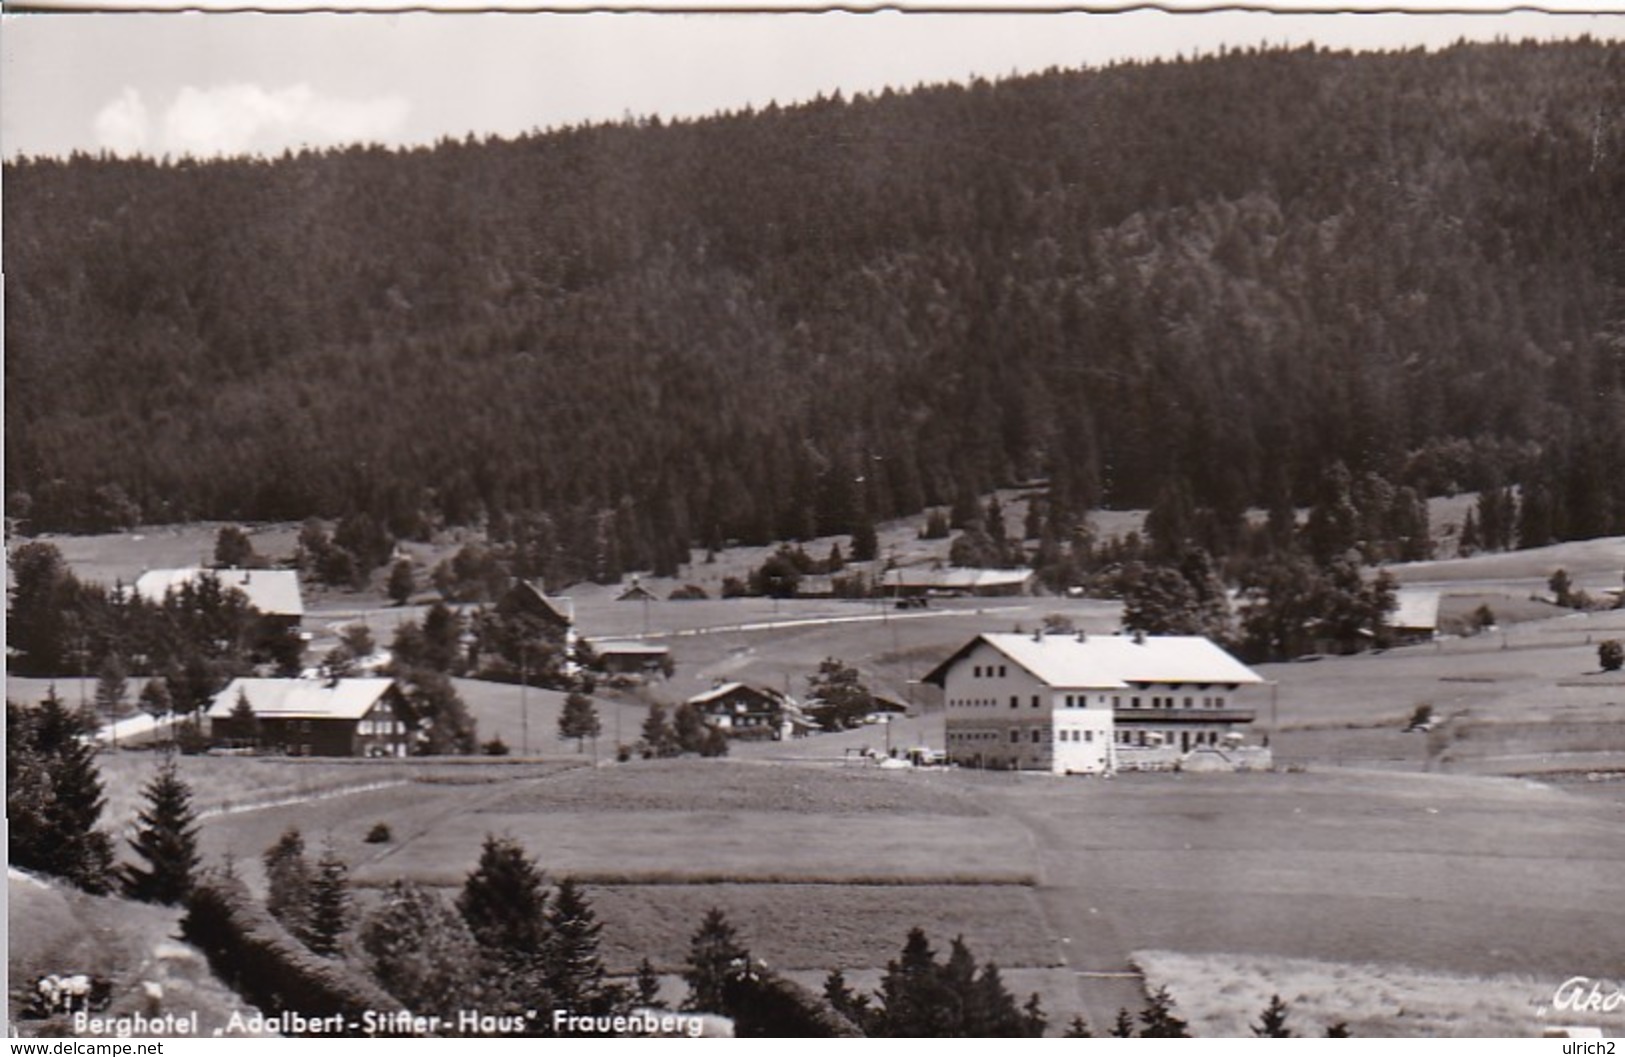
xmin=92 ymin=86 xmax=151 ymax=156
xmin=92 ymin=83 xmax=410 ymax=159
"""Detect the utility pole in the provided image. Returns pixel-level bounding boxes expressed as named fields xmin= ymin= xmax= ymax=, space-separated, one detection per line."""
xmin=520 ymin=643 xmax=531 ymax=756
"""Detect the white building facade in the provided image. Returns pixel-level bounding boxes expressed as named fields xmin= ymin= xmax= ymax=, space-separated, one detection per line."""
xmin=924 ymin=632 xmax=1265 ymax=775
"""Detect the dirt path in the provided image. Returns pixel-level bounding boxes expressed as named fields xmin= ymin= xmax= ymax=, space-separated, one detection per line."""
xmin=987 ymin=789 xmax=1150 ymax=1030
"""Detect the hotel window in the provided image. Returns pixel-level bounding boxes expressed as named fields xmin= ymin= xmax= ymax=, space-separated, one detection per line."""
xmin=1031 ymin=695 xmax=1040 ymax=708
xmin=974 ymin=666 xmax=982 ymax=677
xmin=1185 ymin=697 xmax=1194 ymax=708
xmin=1010 ymin=696 xmax=1019 ymax=709
xmin=1032 ymin=729 xmax=1042 ymax=743
xmin=1132 ymin=696 xmax=1141 ymax=708
xmin=1010 ymin=730 xmax=1021 ymax=744
xmin=1085 ymin=730 xmax=1094 ymax=743
xmin=999 ymin=666 xmax=1007 ymax=677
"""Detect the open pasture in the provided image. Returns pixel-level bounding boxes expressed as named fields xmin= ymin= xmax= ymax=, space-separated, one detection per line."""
xmin=349 ymin=758 xmax=1026 ymax=887
xmin=975 ymin=767 xmax=1622 ymax=989
xmin=591 ymin=883 xmax=1058 ymax=973
xmin=1263 ymin=605 xmax=1625 ymax=772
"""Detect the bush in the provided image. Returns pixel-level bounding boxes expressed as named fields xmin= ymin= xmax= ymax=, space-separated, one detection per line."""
xmin=1407 ymin=702 xmax=1433 ymax=729
xmin=365 ymin=822 xmax=393 ymax=844
xmin=1600 ymin=639 xmax=1624 ymax=673
xmin=669 ymin=584 xmax=709 ymax=601
xmin=482 ymin=736 xmax=511 ymax=757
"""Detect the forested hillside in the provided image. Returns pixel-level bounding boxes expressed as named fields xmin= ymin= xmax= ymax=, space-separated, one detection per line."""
xmin=6 ymin=39 xmax=1624 ymax=586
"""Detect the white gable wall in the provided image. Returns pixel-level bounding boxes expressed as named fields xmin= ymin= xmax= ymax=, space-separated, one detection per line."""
xmin=942 ymin=639 xmax=1116 ymax=774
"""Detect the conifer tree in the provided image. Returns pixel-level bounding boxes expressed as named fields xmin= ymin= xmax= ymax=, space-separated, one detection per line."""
xmin=635 ymin=958 xmax=666 ymax=1010
xmin=458 ymin=834 xmax=549 ymax=962
xmin=262 ymin=827 xmax=313 ymax=937
xmin=1110 ymin=1007 xmax=1136 ymax=1037
xmin=1253 ymin=993 xmax=1293 ymax=1037
xmin=1139 ymin=986 xmax=1190 ymax=1037
xmin=543 ymin=878 xmax=609 ymax=1013
xmin=7 ymin=690 xmax=115 ymax=893
xmin=360 ymin=880 xmax=483 ymax=1014
xmin=305 ymin=843 xmax=352 ymax=957
xmin=122 ymin=758 xmax=201 ymax=905
xmin=387 ymin=558 xmax=417 ymax=606
xmin=641 ymin=702 xmax=677 ymax=757
xmin=1064 ymin=1014 xmax=1094 ymax=1037
xmin=682 ymin=907 xmax=748 ymax=1015
xmin=558 ymin=692 xmax=601 ymax=753
xmin=1022 ymin=992 xmax=1048 ymax=1037
xmin=822 ymin=970 xmax=871 ymax=1030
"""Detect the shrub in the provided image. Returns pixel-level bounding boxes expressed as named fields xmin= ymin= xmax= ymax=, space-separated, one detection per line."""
xmin=1407 ymin=702 xmax=1433 ymax=729
xmin=668 ymin=584 xmax=708 ymax=601
xmin=1600 ymin=640 xmax=1624 ymax=673
xmin=365 ymin=822 xmax=393 ymax=844
xmin=482 ymin=736 xmax=511 ymax=757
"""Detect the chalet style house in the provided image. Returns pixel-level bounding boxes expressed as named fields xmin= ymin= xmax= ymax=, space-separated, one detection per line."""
xmin=686 ymin=682 xmax=818 ymax=739
xmin=207 ymin=677 xmax=413 ymax=757
xmin=923 ymin=631 xmax=1265 ymax=774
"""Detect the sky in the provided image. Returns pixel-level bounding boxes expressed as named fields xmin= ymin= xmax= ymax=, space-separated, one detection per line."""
xmin=4 ymin=7 xmax=1624 ymax=160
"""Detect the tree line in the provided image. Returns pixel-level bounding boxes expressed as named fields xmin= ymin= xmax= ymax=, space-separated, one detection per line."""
xmin=5 ymin=40 xmax=1622 ymax=587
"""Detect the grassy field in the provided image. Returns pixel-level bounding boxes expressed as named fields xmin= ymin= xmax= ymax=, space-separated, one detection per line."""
xmin=174 ymin=753 xmax=1623 ymax=1035
xmin=590 ymin=883 xmax=1059 ymax=973
xmin=1260 ymin=604 xmax=1625 ymax=772
xmin=972 ymin=767 xmax=1621 ymax=987
xmin=1136 ymin=949 xmax=1573 ymax=1038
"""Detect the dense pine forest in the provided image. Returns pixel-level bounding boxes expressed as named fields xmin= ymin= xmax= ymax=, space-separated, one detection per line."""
xmin=6 ymin=39 xmax=1624 ymax=586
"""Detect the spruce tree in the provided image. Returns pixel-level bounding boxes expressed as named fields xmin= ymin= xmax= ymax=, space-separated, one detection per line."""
xmin=822 ymin=970 xmax=870 ymax=1030
xmin=122 ymin=758 xmax=201 ymax=905
xmin=305 ymin=843 xmax=352 ymax=957
xmin=971 ymin=962 xmax=1027 ymax=1037
xmin=682 ymin=907 xmax=748 ymax=1015
xmin=1253 ymin=993 xmax=1293 ymax=1037
xmin=1139 ymin=986 xmax=1191 ymax=1038
xmin=635 ymin=958 xmax=665 ymax=1010
xmin=262 ymin=827 xmax=313 ymax=937
xmin=8 ymin=690 xmax=115 ymax=893
xmin=387 ymin=559 xmax=417 ymax=606
xmin=543 ymin=878 xmax=609 ymax=1013
xmin=457 ymin=834 xmax=549 ymax=962
xmin=1022 ymin=992 xmax=1048 ymax=1037
xmin=1110 ymin=1007 xmax=1136 ymax=1037
xmin=1064 ymin=1014 xmax=1094 ymax=1037
xmin=557 ymin=692 xmax=601 ymax=753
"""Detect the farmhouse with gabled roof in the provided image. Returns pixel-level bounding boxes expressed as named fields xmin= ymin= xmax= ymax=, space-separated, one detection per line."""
xmin=923 ymin=631 xmax=1265 ymax=774
xmin=207 ymin=677 xmax=413 ymax=757
xmin=134 ymin=566 xmax=304 ymax=628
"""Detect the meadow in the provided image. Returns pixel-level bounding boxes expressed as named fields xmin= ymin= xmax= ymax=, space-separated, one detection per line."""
xmin=1135 ymin=950 xmax=1568 ymax=1038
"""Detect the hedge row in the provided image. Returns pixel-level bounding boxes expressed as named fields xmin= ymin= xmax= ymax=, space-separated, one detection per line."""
xmin=181 ymin=875 xmax=414 ymax=1037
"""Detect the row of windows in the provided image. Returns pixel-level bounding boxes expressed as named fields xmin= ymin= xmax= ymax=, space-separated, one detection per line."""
xmin=970 ymin=664 xmax=1010 ymax=678
xmin=358 ymin=719 xmax=406 ymax=736
xmin=1114 ymin=730 xmax=1224 ymax=746
xmin=955 ymin=693 xmax=1230 ymax=711
xmin=1056 ymin=729 xmax=1096 ymax=743
xmin=1127 ymin=696 xmax=1229 ymax=710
